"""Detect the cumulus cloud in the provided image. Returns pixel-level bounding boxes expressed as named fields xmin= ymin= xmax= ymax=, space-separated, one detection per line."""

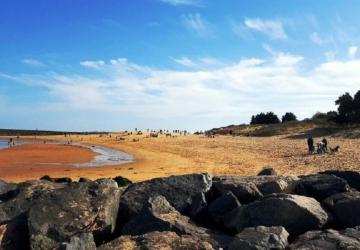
xmin=244 ymin=18 xmax=287 ymax=40
xmin=4 ymin=54 xmax=360 ymax=125
xmin=182 ymin=13 xmax=211 ymax=37
xmin=348 ymin=46 xmax=358 ymax=58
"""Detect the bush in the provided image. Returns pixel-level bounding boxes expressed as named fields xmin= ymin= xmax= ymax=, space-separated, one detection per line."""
xmin=250 ymin=112 xmax=280 ymax=125
xmin=335 ymin=90 xmax=360 ymax=124
xmin=281 ymin=112 xmax=297 ymax=123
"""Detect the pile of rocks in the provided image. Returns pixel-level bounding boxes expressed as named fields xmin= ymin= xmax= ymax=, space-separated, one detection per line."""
xmin=1 ymin=169 xmax=360 ymax=249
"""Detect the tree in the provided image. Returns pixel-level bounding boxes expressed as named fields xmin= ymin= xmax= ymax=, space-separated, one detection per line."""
xmin=250 ymin=112 xmax=280 ymax=125
xmin=281 ymin=112 xmax=297 ymax=123
xmin=335 ymin=92 xmax=354 ymax=123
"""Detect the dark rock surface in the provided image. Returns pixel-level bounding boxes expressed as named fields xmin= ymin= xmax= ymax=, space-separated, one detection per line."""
xmin=113 ymin=176 xmax=132 ymax=187
xmin=2 ymin=171 xmax=360 ymax=250
xmin=28 ymin=179 xmax=121 ymax=249
xmin=122 ymin=195 xmax=232 ymax=249
xmin=208 ymin=191 xmax=240 ymax=225
xmin=295 ymin=174 xmax=350 ymax=200
xmin=320 ymin=170 xmax=360 ymax=191
xmin=40 ymin=175 xmax=72 ymax=183
xmin=228 ymin=226 xmax=289 ymax=250
xmin=257 ymin=168 xmax=277 ymax=176
xmin=118 ymin=173 xmax=212 ymax=225
xmin=322 ymin=191 xmax=360 ymax=229
xmin=225 ymin=193 xmax=328 ymax=236
xmin=98 ymin=231 xmax=214 ymax=250
xmin=290 ymin=227 xmax=360 ymax=249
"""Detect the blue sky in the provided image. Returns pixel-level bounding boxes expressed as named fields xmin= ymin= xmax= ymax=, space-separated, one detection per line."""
xmin=1 ymin=0 xmax=360 ymax=131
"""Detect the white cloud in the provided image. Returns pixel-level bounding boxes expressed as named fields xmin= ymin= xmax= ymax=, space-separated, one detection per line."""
xmin=172 ymin=56 xmax=223 ymax=68
xmin=21 ymin=58 xmax=46 ymax=67
xmin=348 ymin=46 xmax=358 ymax=58
xmin=4 ymin=54 xmax=360 ymax=126
xmin=159 ymin=0 xmax=201 ymax=6
xmin=324 ymin=51 xmax=337 ymax=61
xmin=172 ymin=57 xmax=197 ymax=67
xmin=244 ymin=18 xmax=287 ymax=40
xmin=182 ymin=13 xmax=211 ymax=37
xmin=80 ymin=60 xmax=105 ymax=69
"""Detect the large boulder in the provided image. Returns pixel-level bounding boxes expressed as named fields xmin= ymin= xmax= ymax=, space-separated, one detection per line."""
xmin=225 ymin=194 xmax=328 ymax=236
xmin=295 ymin=174 xmax=350 ymax=201
xmin=118 ymin=173 xmax=212 ymax=225
xmin=60 ymin=233 xmax=96 ymax=250
xmin=122 ymin=196 xmax=232 ymax=249
xmin=320 ymin=170 xmax=360 ymax=191
xmin=0 ymin=180 xmax=66 ymax=224
xmin=322 ymin=191 xmax=360 ymax=228
xmin=28 ymin=179 xmax=121 ymax=249
xmin=98 ymin=231 xmax=214 ymax=250
xmin=290 ymin=227 xmax=360 ymax=249
xmin=208 ymin=191 xmax=240 ymax=226
xmin=212 ymin=176 xmax=298 ymax=203
xmin=228 ymin=226 xmax=289 ymax=250
xmin=0 ymin=220 xmax=30 ymax=250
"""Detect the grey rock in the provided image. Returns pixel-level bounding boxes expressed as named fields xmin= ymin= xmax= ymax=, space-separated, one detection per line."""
xmin=0 ymin=180 xmax=66 ymax=224
xmin=28 ymin=179 xmax=121 ymax=249
xmin=208 ymin=191 xmax=240 ymax=225
xmin=113 ymin=176 xmax=132 ymax=187
xmin=40 ymin=175 xmax=72 ymax=183
xmin=98 ymin=231 xmax=214 ymax=250
xmin=118 ymin=173 xmax=212 ymax=224
xmin=319 ymin=170 xmax=360 ymax=191
xmin=228 ymin=226 xmax=289 ymax=250
xmin=257 ymin=168 xmax=277 ymax=176
xmin=225 ymin=194 xmax=328 ymax=236
xmin=122 ymin=196 xmax=231 ymax=249
xmin=295 ymin=174 xmax=350 ymax=201
xmin=213 ymin=176 xmax=298 ymax=203
xmin=60 ymin=233 xmax=96 ymax=250
xmin=290 ymin=227 xmax=360 ymax=249
xmin=0 ymin=180 xmax=17 ymax=202
xmin=322 ymin=191 xmax=360 ymax=228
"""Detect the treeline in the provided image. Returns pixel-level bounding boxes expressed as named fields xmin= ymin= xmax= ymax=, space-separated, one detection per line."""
xmin=250 ymin=112 xmax=297 ymax=125
xmin=250 ymin=90 xmax=360 ymax=125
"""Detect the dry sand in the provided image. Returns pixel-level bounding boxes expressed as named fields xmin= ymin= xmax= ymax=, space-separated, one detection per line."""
xmin=1 ymin=133 xmax=360 ymax=183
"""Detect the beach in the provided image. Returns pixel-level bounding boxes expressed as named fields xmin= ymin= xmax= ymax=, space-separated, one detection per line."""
xmin=1 ymin=132 xmax=359 ymax=183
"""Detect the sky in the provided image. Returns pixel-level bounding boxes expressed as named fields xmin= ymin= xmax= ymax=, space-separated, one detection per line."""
xmin=1 ymin=0 xmax=360 ymax=131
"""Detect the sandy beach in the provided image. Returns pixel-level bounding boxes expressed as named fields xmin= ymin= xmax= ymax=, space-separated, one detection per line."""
xmin=1 ymin=132 xmax=359 ymax=183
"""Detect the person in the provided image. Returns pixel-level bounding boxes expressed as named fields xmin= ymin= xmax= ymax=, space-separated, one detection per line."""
xmin=322 ymin=138 xmax=328 ymax=152
xmin=307 ymin=136 xmax=314 ymax=154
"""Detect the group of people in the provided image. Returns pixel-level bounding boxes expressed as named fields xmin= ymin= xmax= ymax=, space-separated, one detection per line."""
xmin=307 ymin=136 xmax=328 ymax=154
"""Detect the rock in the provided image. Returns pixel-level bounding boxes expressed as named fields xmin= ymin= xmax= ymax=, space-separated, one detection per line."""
xmin=113 ymin=176 xmax=132 ymax=187
xmin=98 ymin=231 xmax=214 ymax=250
xmin=257 ymin=168 xmax=277 ymax=176
xmin=295 ymin=174 xmax=350 ymax=200
xmin=290 ymin=227 xmax=360 ymax=249
xmin=322 ymin=192 xmax=360 ymax=228
xmin=212 ymin=177 xmax=262 ymax=203
xmin=60 ymin=233 xmax=96 ymax=250
xmin=118 ymin=173 xmax=212 ymax=225
xmin=0 ymin=219 xmax=30 ymax=250
xmin=0 ymin=180 xmax=66 ymax=224
xmin=189 ymin=192 xmax=208 ymax=219
xmin=40 ymin=175 xmax=72 ymax=183
xmin=0 ymin=180 xmax=17 ymax=202
xmin=320 ymin=170 xmax=360 ymax=191
xmin=28 ymin=179 xmax=121 ymax=249
xmin=122 ymin=196 xmax=231 ymax=249
xmin=78 ymin=177 xmax=92 ymax=182
xmin=228 ymin=226 xmax=289 ymax=250
xmin=208 ymin=191 xmax=240 ymax=225
xmin=225 ymin=194 xmax=328 ymax=236
xmin=213 ymin=176 xmax=298 ymax=202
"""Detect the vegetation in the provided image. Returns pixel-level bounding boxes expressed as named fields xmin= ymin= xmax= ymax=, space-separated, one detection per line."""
xmin=250 ymin=112 xmax=280 ymax=125
xmin=282 ymin=112 xmax=297 ymax=123
xmin=335 ymin=91 xmax=360 ymax=124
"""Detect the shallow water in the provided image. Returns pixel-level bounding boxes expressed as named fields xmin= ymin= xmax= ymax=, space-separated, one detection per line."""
xmin=0 ymin=139 xmax=24 ymax=149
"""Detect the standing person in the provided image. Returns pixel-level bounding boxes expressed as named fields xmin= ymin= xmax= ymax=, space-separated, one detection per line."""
xmin=307 ymin=136 xmax=314 ymax=154
xmin=322 ymin=138 xmax=328 ymax=152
